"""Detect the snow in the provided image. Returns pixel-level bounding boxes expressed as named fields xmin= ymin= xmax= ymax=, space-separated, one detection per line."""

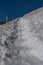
xmin=17 ymin=17 xmax=43 ymax=61
xmin=0 ymin=7 xmax=43 ymax=65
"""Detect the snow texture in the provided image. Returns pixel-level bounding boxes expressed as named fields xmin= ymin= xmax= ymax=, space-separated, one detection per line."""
xmin=0 ymin=7 xmax=43 ymax=65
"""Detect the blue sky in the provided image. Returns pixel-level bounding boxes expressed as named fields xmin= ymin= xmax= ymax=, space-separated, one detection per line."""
xmin=0 ymin=0 xmax=43 ymax=22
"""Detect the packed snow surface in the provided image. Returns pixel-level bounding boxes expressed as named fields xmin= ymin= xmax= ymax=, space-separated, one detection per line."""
xmin=0 ymin=7 xmax=43 ymax=65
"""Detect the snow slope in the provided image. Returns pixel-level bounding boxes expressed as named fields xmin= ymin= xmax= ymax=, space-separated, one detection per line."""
xmin=0 ymin=7 xmax=43 ymax=65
